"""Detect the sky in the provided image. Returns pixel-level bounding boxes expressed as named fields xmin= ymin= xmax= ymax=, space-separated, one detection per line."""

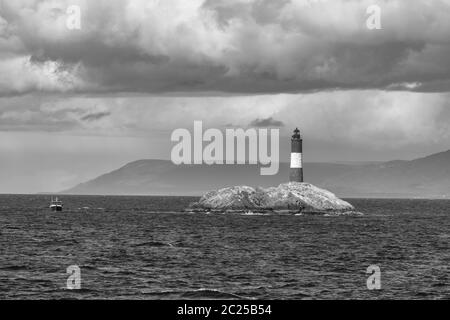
xmin=1 ymin=0 xmax=450 ymax=193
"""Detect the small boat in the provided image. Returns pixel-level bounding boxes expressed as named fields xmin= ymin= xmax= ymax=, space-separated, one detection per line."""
xmin=50 ymin=196 xmax=63 ymax=212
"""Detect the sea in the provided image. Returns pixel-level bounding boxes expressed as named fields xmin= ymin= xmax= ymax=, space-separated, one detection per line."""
xmin=0 ymin=195 xmax=448 ymax=300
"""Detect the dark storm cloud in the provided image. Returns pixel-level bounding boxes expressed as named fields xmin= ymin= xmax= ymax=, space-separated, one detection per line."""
xmin=81 ymin=111 xmax=111 ymax=122
xmin=1 ymin=0 xmax=450 ymax=96
xmin=0 ymin=95 xmax=112 ymax=131
xmin=250 ymin=117 xmax=285 ymax=127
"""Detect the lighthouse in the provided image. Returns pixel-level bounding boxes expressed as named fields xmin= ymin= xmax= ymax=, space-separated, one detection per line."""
xmin=290 ymin=128 xmax=303 ymax=183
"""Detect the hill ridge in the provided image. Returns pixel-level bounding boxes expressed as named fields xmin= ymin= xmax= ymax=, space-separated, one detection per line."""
xmin=63 ymin=150 xmax=450 ymax=198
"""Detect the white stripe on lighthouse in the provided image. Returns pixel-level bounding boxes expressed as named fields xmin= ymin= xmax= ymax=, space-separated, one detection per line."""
xmin=290 ymin=152 xmax=302 ymax=168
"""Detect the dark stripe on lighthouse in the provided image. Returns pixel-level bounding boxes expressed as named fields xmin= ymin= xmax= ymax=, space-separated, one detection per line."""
xmin=291 ymin=139 xmax=302 ymax=153
xmin=290 ymin=128 xmax=303 ymax=183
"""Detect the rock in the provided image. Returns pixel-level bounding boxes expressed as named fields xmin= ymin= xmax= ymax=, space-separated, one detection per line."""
xmin=187 ymin=182 xmax=356 ymax=214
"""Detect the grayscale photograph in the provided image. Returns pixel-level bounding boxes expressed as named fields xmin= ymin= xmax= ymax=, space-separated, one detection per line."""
xmin=0 ymin=0 xmax=448 ymax=307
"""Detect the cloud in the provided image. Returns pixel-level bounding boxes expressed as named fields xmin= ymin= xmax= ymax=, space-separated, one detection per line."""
xmin=0 ymin=96 xmax=114 ymax=131
xmin=81 ymin=111 xmax=111 ymax=122
xmin=387 ymin=82 xmax=422 ymax=90
xmin=0 ymin=0 xmax=450 ymax=96
xmin=249 ymin=117 xmax=285 ymax=127
xmin=2 ymin=90 xmax=450 ymax=151
xmin=0 ymin=56 xmax=87 ymax=95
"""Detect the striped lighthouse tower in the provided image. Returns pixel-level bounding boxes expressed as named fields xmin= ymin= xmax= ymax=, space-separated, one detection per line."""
xmin=289 ymin=128 xmax=303 ymax=183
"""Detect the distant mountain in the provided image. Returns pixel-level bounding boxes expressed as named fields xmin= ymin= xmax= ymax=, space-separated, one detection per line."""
xmin=63 ymin=150 xmax=450 ymax=198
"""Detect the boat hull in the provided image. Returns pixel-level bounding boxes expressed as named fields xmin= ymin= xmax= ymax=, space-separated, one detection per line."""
xmin=50 ymin=205 xmax=63 ymax=212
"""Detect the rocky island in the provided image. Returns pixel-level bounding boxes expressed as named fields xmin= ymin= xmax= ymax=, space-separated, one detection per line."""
xmin=187 ymin=182 xmax=359 ymax=215
xmin=187 ymin=129 xmax=360 ymax=215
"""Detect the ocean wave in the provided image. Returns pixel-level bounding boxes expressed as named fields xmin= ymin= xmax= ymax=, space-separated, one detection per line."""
xmin=240 ymin=212 xmax=270 ymax=216
xmin=133 ymin=241 xmax=174 ymax=248
xmin=0 ymin=265 xmax=29 ymax=271
xmin=323 ymin=211 xmax=364 ymax=217
xmin=181 ymin=289 xmax=250 ymax=300
xmin=141 ymin=288 xmax=250 ymax=300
